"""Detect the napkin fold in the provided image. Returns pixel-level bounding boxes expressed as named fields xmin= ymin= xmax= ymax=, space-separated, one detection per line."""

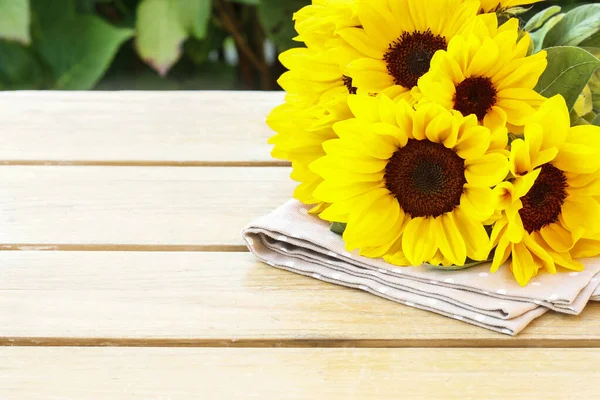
xmin=243 ymin=200 xmax=600 ymax=335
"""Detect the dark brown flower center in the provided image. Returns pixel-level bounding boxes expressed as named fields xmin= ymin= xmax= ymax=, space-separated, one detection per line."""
xmin=343 ymin=75 xmax=357 ymax=95
xmin=384 ymin=139 xmax=466 ymax=218
xmin=453 ymin=77 xmax=498 ymax=120
xmin=383 ymin=29 xmax=447 ymax=89
xmin=519 ymin=164 xmax=568 ymax=233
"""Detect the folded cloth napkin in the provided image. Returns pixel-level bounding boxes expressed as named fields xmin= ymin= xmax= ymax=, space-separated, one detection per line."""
xmin=243 ymin=200 xmax=600 ymax=335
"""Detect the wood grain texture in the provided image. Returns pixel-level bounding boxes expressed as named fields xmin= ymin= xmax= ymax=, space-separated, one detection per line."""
xmin=1 ymin=347 xmax=600 ymax=399
xmin=0 ymin=166 xmax=293 ymax=247
xmin=0 ymin=91 xmax=284 ymax=164
xmin=0 ymin=251 xmax=599 ymax=346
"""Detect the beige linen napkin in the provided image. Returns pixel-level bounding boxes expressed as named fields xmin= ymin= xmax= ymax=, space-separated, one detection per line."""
xmin=243 ymin=200 xmax=600 ymax=335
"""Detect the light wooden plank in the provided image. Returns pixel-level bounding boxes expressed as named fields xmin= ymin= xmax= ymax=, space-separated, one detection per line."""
xmin=1 ymin=347 xmax=599 ymax=399
xmin=0 ymin=91 xmax=284 ymax=164
xmin=1 ymin=251 xmax=599 ymax=346
xmin=0 ymin=166 xmax=293 ymax=247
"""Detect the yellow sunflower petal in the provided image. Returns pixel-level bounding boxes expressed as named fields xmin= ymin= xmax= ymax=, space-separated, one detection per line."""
xmin=571 ymin=238 xmax=600 ymax=259
xmin=358 ymin=0 xmax=399 ymax=47
xmin=345 ymin=189 xmax=401 ymax=249
xmin=491 ymin=235 xmax=511 ymax=273
xmin=427 ymin=49 xmax=465 ymax=84
xmin=454 ymin=125 xmax=491 ymax=159
xmin=337 ymin=27 xmax=385 ymax=58
xmin=539 ymin=222 xmax=578 ymax=253
xmin=460 ymin=185 xmax=495 ymax=222
xmin=561 ymin=196 xmax=600 ymax=237
xmin=523 ymin=234 xmax=556 ymax=275
xmin=313 ymin=180 xmax=384 ymax=203
xmin=465 ymin=152 xmax=509 ymax=187
xmin=359 ymin=222 xmax=404 ymax=258
xmin=509 ymin=138 xmax=531 ymax=176
xmin=511 ymin=242 xmax=538 ymax=287
xmin=495 ymin=99 xmax=536 ymax=126
xmin=418 ymin=75 xmax=456 ymax=109
xmin=347 ymin=94 xmax=381 ymax=123
xmin=436 ymin=212 xmax=468 ymax=265
xmin=425 ymin=111 xmax=459 ymax=147
xmin=318 ymin=198 xmax=354 ymax=222
xmin=383 ymin=237 xmax=412 ymax=266
xmin=553 ymin=126 xmax=600 ymax=174
xmin=466 ymin=37 xmax=499 ymax=77
xmin=483 ymin=106 xmax=509 ymax=151
xmin=402 ymin=217 xmax=437 ymax=265
xmin=513 ymin=168 xmax=541 ymax=198
xmin=454 ymin=208 xmax=492 ymax=261
xmin=505 ymin=201 xmax=526 ymax=243
xmin=349 ymin=62 xmax=396 ymax=93
xmin=545 ymin=249 xmax=584 ymax=272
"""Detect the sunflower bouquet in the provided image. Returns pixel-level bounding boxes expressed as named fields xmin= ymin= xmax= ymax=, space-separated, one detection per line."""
xmin=267 ymin=0 xmax=600 ymax=286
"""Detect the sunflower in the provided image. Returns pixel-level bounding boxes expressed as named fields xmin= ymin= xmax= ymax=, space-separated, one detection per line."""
xmin=418 ymin=16 xmax=547 ymax=150
xmin=268 ymin=48 xmax=359 ymax=212
xmin=477 ymin=0 xmax=544 ymax=13
xmin=268 ymin=1 xmax=361 ymax=212
xmin=310 ymin=95 xmax=509 ymax=266
xmin=490 ymin=96 xmax=600 ymax=286
xmin=294 ymin=0 xmax=359 ymax=50
xmin=335 ymin=0 xmax=481 ymax=102
xmin=276 ymin=45 xmax=361 ymax=108
xmin=268 ymin=94 xmax=353 ymax=212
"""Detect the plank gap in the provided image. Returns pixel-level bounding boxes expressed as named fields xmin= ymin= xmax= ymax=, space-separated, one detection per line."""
xmin=0 ymin=244 xmax=249 ymax=252
xmin=1 ymin=337 xmax=600 ymax=348
xmin=1 ymin=160 xmax=290 ymax=167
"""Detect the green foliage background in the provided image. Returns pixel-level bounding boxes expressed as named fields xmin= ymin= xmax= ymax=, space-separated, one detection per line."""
xmin=0 ymin=0 xmax=592 ymax=91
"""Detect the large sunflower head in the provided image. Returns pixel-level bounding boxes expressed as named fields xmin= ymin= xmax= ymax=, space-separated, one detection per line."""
xmin=294 ymin=0 xmax=359 ymax=50
xmin=477 ymin=0 xmax=544 ymax=13
xmin=491 ymin=95 xmax=600 ymax=286
xmin=336 ymin=0 xmax=481 ymax=101
xmin=310 ymin=95 xmax=509 ymax=266
xmin=418 ymin=15 xmax=547 ymax=149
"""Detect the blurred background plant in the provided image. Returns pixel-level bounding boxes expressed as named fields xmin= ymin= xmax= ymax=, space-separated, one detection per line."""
xmin=0 ymin=0 xmax=593 ymax=91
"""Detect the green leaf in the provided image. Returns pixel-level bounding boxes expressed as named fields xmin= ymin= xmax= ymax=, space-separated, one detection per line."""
xmin=135 ymin=0 xmax=212 ymax=76
xmin=572 ymin=116 xmax=592 ymax=126
xmin=530 ymin=13 xmax=563 ymax=53
xmin=534 ymin=46 xmax=600 ymax=112
xmin=178 ymin=0 xmax=212 ymax=40
xmin=0 ymin=0 xmax=31 ymax=44
xmin=593 ymin=113 xmax=600 ymax=127
xmin=96 ymin=70 xmax=182 ymax=90
xmin=136 ymin=0 xmax=188 ymax=76
xmin=524 ymin=5 xmax=562 ymax=32
xmin=580 ymin=31 xmax=600 ymax=48
xmin=231 ymin=0 xmax=260 ymax=4
xmin=76 ymin=0 xmax=113 ymax=13
xmin=543 ymin=4 xmax=600 ymax=48
xmin=330 ymin=222 xmax=347 ymax=235
xmin=36 ymin=15 xmax=134 ymax=89
xmin=178 ymin=61 xmax=237 ymax=89
xmin=184 ymin=23 xmax=227 ymax=65
xmin=584 ymin=47 xmax=600 ymax=113
xmin=257 ymin=0 xmax=309 ymax=51
xmin=30 ymin=0 xmax=75 ymax=29
xmin=0 ymin=40 xmax=43 ymax=89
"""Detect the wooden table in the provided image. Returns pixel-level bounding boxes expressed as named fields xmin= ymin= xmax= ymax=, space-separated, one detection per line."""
xmin=0 ymin=91 xmax=599 ymax=399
